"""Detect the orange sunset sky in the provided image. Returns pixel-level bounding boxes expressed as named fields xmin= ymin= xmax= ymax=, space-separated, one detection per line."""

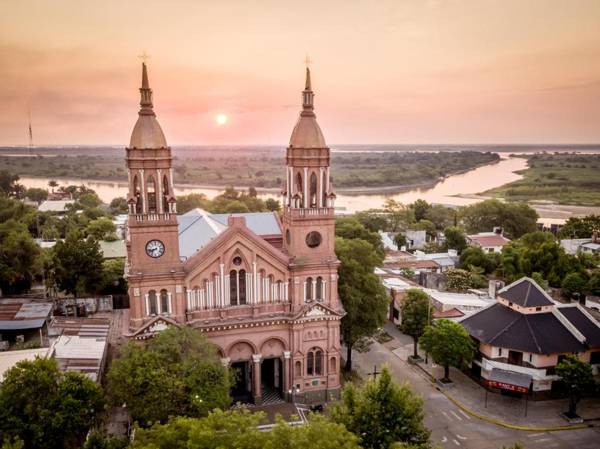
xmin=1 ymin=0 xmax=600 ymax=146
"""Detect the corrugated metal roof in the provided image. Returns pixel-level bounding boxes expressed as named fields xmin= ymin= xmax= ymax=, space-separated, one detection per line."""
xmin=0 ymin=319 xmax=47 ymax=330
xmin=177 ymin=209 xmax=281 ymax=259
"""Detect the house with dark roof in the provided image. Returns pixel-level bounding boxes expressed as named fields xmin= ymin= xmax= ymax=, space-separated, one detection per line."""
xmin=461 ymin=277 xmax=600 ymax=394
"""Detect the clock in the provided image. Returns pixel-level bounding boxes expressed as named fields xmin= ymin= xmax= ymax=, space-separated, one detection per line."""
xmin=145 ymin=240 xmax=165 ymax=258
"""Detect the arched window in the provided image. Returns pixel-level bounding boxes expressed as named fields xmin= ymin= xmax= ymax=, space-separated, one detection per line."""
xmin=162 ymin=175 xmax=169 ymax=213
xmin=147 ymin=175 xmax=157 ymax=213
xmin=307 ymin=352 xmax=314 ymax=375
xmin=148 ymin=290 xmax=157 ymax=315
xmin=239 ymin=269 xmax=247 ymax=305
xmin=295 ymin=172 xmax=303 ymax=196
xmin=315 ymin=350 xmax=323 ymax=375
xmin=316 ymin=277 xmax=323 ymax=300
xmin=310 ymin=172 xmax=317 ymax=207
xmin=230 ymin=270 xmax=238 ymax=306
xmin=160 ymin=289 xmax=169 ymax=314
xmin=305 ymin=277 xmax=313 ymax=301
xmin=133 ymin=175 xmax=142 ymax=213
xmin=307 ymin=348 xmax=323 ymax=376
xmin=322 ymin=170 xmax=327 ymax=207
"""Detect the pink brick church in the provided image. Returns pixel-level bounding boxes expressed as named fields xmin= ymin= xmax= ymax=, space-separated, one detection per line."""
xmin=123 ymin=62 xmax=343 ymax=405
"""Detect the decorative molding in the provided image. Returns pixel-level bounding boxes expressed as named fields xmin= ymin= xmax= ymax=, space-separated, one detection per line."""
xmin=252 ymin=354 xmax=262 ymax=363
xmin=133 ymin=288 xmax=140 ymax=297
xmin=283 ymin=351 xmax=291 ymax=359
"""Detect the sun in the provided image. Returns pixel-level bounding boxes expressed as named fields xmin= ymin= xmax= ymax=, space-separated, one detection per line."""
xmin=216 ymin=113 xmax=228 ymax=126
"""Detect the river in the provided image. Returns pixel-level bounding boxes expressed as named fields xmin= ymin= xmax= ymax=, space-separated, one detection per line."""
xmin=18 ymin=154 xmax=527 ymax=213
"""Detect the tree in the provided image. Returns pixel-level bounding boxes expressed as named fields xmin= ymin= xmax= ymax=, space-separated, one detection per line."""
xmin=400 ymin=289 xmax=432 ymax=359
xmin=76 ymin=192 xmax=102 ymax=209
xmin=444 ymin=268 xmax=475 ymax=292
xmin=107 ymin=326 xmax=231 ymax=426
xmin=383 ymin=199 xmax=414 ymax=232
xmin=588 ymin=272 xmax=600 ymax=296
xmin=0 ymin=171 xmax=23 ymax=197
xmin=176 ymin=193 xmax=210 ymax=214
xmin=0 ymin=358 xmax=105 ymax=449
xmin=0 ymin=220 xmax=41 ymax=294
xmin=419 ymin=319 xmax=475 ymax=382
xmin=81 ymin=432 xmax=128 ymax=449
xmin=460 ymin=199 xmax=538 ymax=239
xmin=424 ymin=204 xmax=453 ymax=230
xmin=109 ymin=197 xmax=128 ymax=215
xmin=414 ymin=220 xmax=436 ymax=239
xmin=394 ymin=232 xmax=407 ymax=249
xmin=355 ymin=209 xmax=389 ymax=232
xmin=562 ymin=272 xmax=588 ymax=300
xmin=25 ymin=188 xmax=48 ymax=204
xmin=131 ymin=409 xmax=361 ymax=449
xmin=336 ymin=217 xmax=384 ymax=259
xmin=265 ymin=198 xmax=280 ymax=212
xmin=443 ymin=226 xmax=467 ymax=253
xmin=331 ymin=365 xmax=431 ymax=449
xmin=555 ymin=355 xmax=596 ymax=417
xmin=85 ymin=217 xmax=118 ymax=241
xmin=459 ymin=246 xmax=499 ymax=274
xmin=48 ymin=180 xmax=58 ymax=193
xmin=558 ymin=215 xmax=600 ymax=239
xmin=51 ymin=230 xmax=104 ymax=296
xmin=336 ymin=237 xmax=388 ymax=371
xmin=411 ymin=199 xmax=430 ymax=222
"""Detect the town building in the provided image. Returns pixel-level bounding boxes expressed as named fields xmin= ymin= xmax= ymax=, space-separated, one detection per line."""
xmin=123 ymin=63 xmax=343 ymax=405
xmin=0 ymin=300 xmax=53 ymax=348
xmin=560 ymin=232 xmax=600 ymax=255
xmin=466 ymin=229 xmax=511 ymax=253
xmin=38 ymin=199 xmax=75 ymax=215
xmin=414 ymin=249 xmax=458 ymax=272
xmin=461 ymin=277 xmax=600 ymax=395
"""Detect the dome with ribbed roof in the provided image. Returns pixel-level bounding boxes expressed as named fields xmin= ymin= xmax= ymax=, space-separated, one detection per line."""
xmin=128 ymin=63 xmax=168 ymax=149
xmin=288 ymin=67 xmax=327 ymax=149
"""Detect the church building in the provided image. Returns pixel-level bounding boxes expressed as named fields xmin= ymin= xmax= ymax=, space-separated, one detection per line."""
xmin=124 ymin=62 xmax=343 ymax=405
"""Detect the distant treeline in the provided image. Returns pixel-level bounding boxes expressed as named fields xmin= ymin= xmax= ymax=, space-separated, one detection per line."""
xmin=0 ymin=148 xmax=499 ymax=189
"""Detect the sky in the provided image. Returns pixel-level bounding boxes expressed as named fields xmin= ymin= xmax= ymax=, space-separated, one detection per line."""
xmin=1 ymin=0 xmax=600 ymax=146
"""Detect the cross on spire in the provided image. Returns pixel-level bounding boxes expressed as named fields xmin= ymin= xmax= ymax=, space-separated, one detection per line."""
xmin=304 ymin=54 xmax=312 ymax=68
xmin=138 ymin=51 xmax=151 ymax=64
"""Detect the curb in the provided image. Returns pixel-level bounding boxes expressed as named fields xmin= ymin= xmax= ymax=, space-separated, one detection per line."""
xmin=439 ymin=388 xmax=593 ymax=432
xmin=407 ymin=358 xmax=593 ymax=432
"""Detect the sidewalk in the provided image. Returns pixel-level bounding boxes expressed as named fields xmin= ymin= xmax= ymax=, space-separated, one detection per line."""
xmin=382 ymin=322 xmax=600 ymax=429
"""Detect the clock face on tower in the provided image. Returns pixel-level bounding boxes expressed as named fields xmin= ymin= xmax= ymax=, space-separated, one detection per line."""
xmin=145 ymin=240 xmax=165 ymax=258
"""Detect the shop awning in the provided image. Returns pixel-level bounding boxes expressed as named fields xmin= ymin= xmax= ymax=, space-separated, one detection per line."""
xmin=486 ymin=368 xmax=532 ymax=393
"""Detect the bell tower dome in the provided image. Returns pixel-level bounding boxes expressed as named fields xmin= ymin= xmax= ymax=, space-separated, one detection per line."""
xmin=282 ymin=66 xmax=340 ymax=311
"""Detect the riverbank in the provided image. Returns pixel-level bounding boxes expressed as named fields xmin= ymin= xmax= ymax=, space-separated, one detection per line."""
xmin=482 ymin=153 xmax=600 ymax=206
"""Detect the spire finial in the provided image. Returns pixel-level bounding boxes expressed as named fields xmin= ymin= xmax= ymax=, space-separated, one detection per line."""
xmin=304 ymin=54 xmax=312 ymax=90
xmin=137 ymin=54 xmax=154 ymax=115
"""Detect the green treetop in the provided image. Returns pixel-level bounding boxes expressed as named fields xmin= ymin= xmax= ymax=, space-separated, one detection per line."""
xmin=419 ymin=319 xmax=475 ymax=382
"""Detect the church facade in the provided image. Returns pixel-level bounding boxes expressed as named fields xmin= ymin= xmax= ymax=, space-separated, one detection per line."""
xmin=124 ymin=63 xmax=343 ymax=405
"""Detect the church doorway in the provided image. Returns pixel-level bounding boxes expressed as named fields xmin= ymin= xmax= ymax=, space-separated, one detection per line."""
xmin=231 ymin=361 xmax=253 ymax=404
xmin=261 ymin=357 xmax=283 ymax=404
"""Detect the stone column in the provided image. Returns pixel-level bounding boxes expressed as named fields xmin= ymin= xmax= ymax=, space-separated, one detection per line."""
xmin=252 ymin=354 xmax=262 ymax=405
xmin=139 ymin=169 xmax=146 ymax=214
xmin=156 ymin=168 xmax=163 ymax=213
xmin=283 ymin=351 xmax=291 ymax=401
xmin=303 ymin=167 xmax=308 ymax=208
xmin=318 ymin=167 xmax=324 ymax=208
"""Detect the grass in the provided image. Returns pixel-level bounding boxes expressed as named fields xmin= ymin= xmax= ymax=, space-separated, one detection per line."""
xmin=483 ymin=153 xmax=600 ymax=206
xmin=0 ymin=147 xmax=499 ymax=190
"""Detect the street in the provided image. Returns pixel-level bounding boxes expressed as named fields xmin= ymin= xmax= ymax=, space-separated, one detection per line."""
xmin=351 ymin=327 xmax=600 ymax=449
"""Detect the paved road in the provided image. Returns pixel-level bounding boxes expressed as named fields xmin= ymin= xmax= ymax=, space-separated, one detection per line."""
xmin=351 ymin=337 xmax=600 ymax=449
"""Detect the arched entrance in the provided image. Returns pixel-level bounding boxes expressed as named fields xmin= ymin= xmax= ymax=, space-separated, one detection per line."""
xmin=260 ymin=338 xmax=286 ymax=405
xmin=228 ymin=341 xmax=255 ymax=404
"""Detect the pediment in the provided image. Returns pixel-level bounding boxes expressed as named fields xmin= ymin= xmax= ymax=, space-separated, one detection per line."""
xmin=183 ymin=222 xmax=289 ymax=278
xmin=127 ymin=315 xmax=180 ymax=340
xmin=293 ymin=302 xmax=343 ymax=321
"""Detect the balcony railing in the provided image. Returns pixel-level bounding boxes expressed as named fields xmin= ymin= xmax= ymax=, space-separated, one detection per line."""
xmin=285 ymin=207 xmax=334 ymax=218
xmin=133 ymin=213 xmax=172 ymax=222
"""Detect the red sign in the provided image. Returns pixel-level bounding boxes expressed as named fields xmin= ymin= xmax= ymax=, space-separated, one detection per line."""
xmin=486 ymin=380 xmax=529 ymax=394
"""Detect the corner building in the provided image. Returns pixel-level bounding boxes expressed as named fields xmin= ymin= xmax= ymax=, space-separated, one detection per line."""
xmin=125 ymin=63 xmax=343 ymax=405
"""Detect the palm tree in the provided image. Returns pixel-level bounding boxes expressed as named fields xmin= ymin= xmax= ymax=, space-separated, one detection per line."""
xmin=48 ymin=180 xmax=58 ymax=194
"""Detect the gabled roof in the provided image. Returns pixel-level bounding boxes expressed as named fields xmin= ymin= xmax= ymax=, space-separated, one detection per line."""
xmin=556 ymin=305 xmax=600 ymax=348
xmin=461 ymin=303 xmax=586 ymax=354
xmin=467 ymin=234 xmax=510 ymax=248
xmin=183 ymin=216 xmax=289 ymax=271
xmin=498 ymin=277 xmax=554 ymax=307
xmin=177 ymin=209 xmax=281 ymax=259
